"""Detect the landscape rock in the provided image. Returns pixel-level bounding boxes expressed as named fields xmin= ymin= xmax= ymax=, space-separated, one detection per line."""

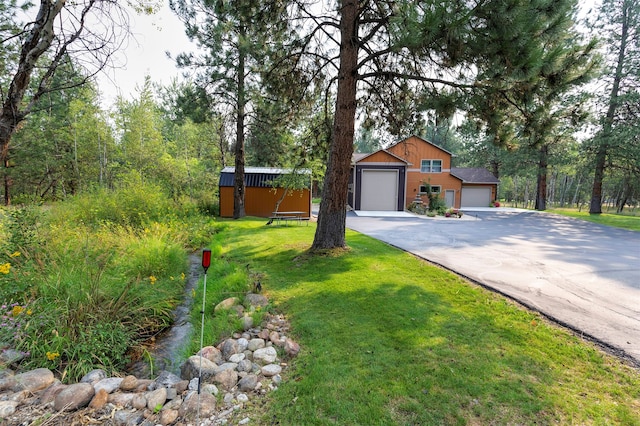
xmin=214 ymin=296 xmax=240 ymax=312
xmin=244 ymin=293 xmax=269 ymax=308
xmin=160 ymin=408 xmax=179 ymax=425
xmin=0 ymin=401 xmax=19 ymax=418
xmin=119 ymin=375 xmax=138 ymax=391
xmin=13 ymin=368 xmax=55 ymax=392
xmin=181 ymin=355 xmax=218 ymax=382
xmin=214 ymin=369 xmax=238 ymax=391
xmin=89 ymin=388 xmax=109 ymax=409
xmin=253 ymin=346 xmax=278 ymax=364
xmin=248 ymin=338 xmax=266 ymax=351
xmin=285 ymin=339 xmax=301 ymax=357
xmin=178 ymin=391 xmax=217 ymax=420
xmin=54 ymin=382 xmax=94 ymax=411
xmin=94 ymin=377 xmax=123 ymax=394
xmin=80 ymin=369 xmax=106 ymax=384
xmin=221 ymin=338 xmax=240 ymax=360
xmin=146 ymin=387 xmax=167 ymax=411
xmin=261 ymin=364 xmax=282 ymax=377
xmin=237 ymin=374 xmax=258 ymax=392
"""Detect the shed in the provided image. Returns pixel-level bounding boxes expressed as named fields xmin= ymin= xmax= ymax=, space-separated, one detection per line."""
xmin=219 ymin=167 xmax=312 ymax=218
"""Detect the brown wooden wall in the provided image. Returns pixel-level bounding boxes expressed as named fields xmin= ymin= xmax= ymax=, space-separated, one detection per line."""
xmin=220 ymin=187 xmax=311 ymax=218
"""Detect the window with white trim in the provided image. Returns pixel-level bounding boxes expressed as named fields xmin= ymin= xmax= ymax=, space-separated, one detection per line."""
xmin=420 ymin=159 xmax=442 ymax=173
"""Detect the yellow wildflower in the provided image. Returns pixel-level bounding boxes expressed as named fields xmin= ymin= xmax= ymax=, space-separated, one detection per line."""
xmin=11 ymin=305 xmax=23 ymax=316
xmin=181 ymin=272 xmax=186 ymax=281
xmin=149 ymin=275 xmax=157 ymax=285
xmin=9 ymin=251 xmax=20 ymax=258
xmin=0 ymin=263 xmax=10 ymax=274
xmin=46 ymin=351 xmax=60 ymax=361
xmin=27 ymin=309 xmax=33 ymax=315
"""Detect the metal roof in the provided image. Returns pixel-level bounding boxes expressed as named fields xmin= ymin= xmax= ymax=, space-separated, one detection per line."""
xmin=219 ymin=167 xmax=311 ymax=188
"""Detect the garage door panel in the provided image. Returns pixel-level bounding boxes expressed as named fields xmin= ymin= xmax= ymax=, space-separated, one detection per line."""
xmin=461 ymin=187 xmax=491 ymax=207
xmin=361 ymin=170 xmax=398 ymax=211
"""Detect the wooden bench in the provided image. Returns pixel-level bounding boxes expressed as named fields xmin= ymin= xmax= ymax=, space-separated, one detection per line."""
xmin=266 ymin=211 xmax=310 ymax=226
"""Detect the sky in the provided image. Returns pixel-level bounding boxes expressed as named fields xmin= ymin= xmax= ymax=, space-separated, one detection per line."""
xmin=97 ymin=1 xmax=193 ymax=106
xmin=99 ymin=0 xmax=600 ymax=108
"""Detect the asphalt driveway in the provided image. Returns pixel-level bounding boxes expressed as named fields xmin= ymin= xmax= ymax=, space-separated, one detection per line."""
xmin=345 ymin=208 xmax=640 ymax=365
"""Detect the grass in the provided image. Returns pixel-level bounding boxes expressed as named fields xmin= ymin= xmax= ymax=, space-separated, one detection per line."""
xmin=549 ymin=208 xmax=640 ymax=232
xmin=205 ymin=218 xmax=640 ymax=425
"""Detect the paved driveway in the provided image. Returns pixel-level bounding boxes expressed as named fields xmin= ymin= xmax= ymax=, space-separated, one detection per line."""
xmin=346 ymin=209 xmax=640 ymax=365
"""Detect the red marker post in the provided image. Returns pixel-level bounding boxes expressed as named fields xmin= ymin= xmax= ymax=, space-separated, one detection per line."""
xmin=198 ymin=248 xmax=212 ymax=396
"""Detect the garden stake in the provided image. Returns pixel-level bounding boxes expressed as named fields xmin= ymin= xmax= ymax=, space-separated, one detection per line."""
xmin=198 ymin=248 xmax=212 ymax=421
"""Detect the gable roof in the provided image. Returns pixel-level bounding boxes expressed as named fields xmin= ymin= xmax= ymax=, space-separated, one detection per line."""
xmin=352 ymin=150 xmax=410 ymax=164
xmin=387 ymin=135 xmax=455 ymax=157
xmin=450 ymin=168 xmax=499 ymax=184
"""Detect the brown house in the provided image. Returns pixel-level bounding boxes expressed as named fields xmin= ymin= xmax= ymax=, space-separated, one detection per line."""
xmin=350 ymin=135 xmax=499 ymax=210
xmin=219 ymin=167 xmax=312 ymax=218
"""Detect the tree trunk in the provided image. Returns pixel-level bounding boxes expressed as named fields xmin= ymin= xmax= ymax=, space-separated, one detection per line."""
xmin=590 ymin=0 xmax=630 ymax=214
xmin=233 ymin=26 xmax=247 ymax=219
xmin=535 ymin=144 xmax=548 ymax=211
xmin=311 ymin=0 xmax=359 ymax=250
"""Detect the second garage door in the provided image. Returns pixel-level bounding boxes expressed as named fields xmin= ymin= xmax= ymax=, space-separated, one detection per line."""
xmin=461 ymin=186 xmax=492 ymax=207
xmin=361 ymin=169 xmax=398 ymax=211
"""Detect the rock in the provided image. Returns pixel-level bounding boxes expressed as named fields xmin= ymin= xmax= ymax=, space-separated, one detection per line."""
xmin=39 ymin=382 xmax=66 ymax=404
xmin=214 ymin=369 xmax=238 ymax=391
xmin=236 ymin=337 xmax=249 ymax=352
xmin=239 ymin=417 xmax=251 ymax=425
xmin=216 ymin=362 xmax=239 ymax=374
xmin=180 ymin=355 xmax=218 ymax=382
xmin=160 ymin=408 xmax=179 ymax=425
xmin=13 ymin=368 xmax=55 ymax=392
xmin=175 ymin=380 xmax=189 ymax=394
xmin=248 ymin=338 xmax=266 ymax=351
xmin=214 ymin=297 xmax=240 ymax=312
xmin=178 ymin=391 xmax=217 ymax=420
xmin=94 ymin=377 xmax=123 ymax=394
xmin=120 ymin=375 xmax=138 ymax=391
xmin=270 ymin=331 xmax=285 ymax=346
xmin=237 ymin=374 xmax=258 ymax=392
xmin=146 ymin=387 xmax=167 ymax=411
xmin=154 ymin=370 xmax=183 ymax=389
xmin=221 ymin=339 xmax=239 ymax=360
xmin=54 ymin=382 xmax=94 ymax=411
xmin=237 ymin=359 xmax=253 ymax=373
xmin=197 ymin=346 xmax=223 ymax=364
xmin=89 ymin=388 xmax=109 ymax=409
xmin=108 ymin=392 xmax=135 ymax=407
xmin=0 ymin=349 xmax=27 ymax=366
xmin=244 ymin=293 xmax=269 ymax=308
xmin=202 ymin=383 xmax=219 ymax=395
xmin=135 ymin=379 xmax=154 ymax=392
xmin=0 ymin=401 xmax=19 ymax=418
xmin=258 ymin=329 xmax=270 ymax=339
xmin=113 ymin=409 xmax=144 ymax=426
xmin=285 ymin=339 xmax=301 ymax=357
xmin=229 ymin=353 xmax=245 ymax=363
xmin=132 ymin=394 xmax=147 ymax=410
xmin=253 ymin=346 xmax=278 ymax=365
xmin=242 ymin=315 xmax=254 ymax=331
xmin=80 ymin=369 xmax=107 ymax=384
xmin=261 ymin=364 xmax=282 ymax=377
xmin=237 ymin=393 xmax=249 ymax=403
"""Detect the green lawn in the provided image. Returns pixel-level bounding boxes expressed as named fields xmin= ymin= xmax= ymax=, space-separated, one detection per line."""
xmin=207 ymin=219 xmax=640 ymax=425
xmin=549 ymin=208 xmax=640 ymax=231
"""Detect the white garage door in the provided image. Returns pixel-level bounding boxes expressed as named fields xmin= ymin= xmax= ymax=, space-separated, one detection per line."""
xmin=461 ymin=186 xmax=492 ymax=207
xmin=361 ymin=170 xmax=398 ymax=211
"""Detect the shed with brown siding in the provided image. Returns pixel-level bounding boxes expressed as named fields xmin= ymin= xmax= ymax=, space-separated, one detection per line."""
xmin=219 ymin=167 xmax=312 ymax=218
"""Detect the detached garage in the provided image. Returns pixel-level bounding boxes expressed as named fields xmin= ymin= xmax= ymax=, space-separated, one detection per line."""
xmin=219 ymin=167 xmax=312 ymax=218
xmin=350 ymin=151 xmax=408 ymax=211
xmin=451 ymin=168 xmax=499 ymax=208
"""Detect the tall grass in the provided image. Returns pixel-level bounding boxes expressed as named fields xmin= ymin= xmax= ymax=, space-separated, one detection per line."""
xmin=0 ymin=183 xmax=221 ymax=382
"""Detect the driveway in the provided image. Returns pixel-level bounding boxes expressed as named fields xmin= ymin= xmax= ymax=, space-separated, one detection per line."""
xmin=346 ymin=208 xmax=640 ymax=365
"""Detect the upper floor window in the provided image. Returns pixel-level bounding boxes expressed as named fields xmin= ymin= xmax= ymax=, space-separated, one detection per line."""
xmin=419 ymin=184 xmax=441 ymax=194
xmin=421 ymin=159 xmax=442 ymax=173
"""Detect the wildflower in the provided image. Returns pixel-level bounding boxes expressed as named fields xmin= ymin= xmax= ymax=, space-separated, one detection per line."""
xmin=0 ymin=263 xmax=10 ymax=274
xmin=149 ymin=275 xmax=157 ymax=285
xmin=46 ymin=351 xmax=60 ymax=361
xmin=11 ymin=305 xmax=23 ymax=316
xmin=9 ymin=251 xmax=20 ymax=258
xmin=26 ymin=309 xmax=32 ymax=315
xmin=181 ymin=272 xmax=186 ymax=281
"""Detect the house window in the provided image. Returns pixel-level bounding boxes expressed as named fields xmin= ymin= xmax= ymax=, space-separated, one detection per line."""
xmin=421 ymin=159 xmax=442 ymax=173
xmin=419 ymin=184 xmax=441 ymax=194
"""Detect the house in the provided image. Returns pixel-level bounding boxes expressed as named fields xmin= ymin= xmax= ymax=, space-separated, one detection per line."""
xmin=219 ymin=167 xmax=312 ymax=218
xmin=349 ymin=135 xmax=499 ymax=211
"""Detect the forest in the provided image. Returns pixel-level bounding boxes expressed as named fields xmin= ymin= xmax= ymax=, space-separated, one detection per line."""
xmin=1 ymin=0 xmax=639 ymax=238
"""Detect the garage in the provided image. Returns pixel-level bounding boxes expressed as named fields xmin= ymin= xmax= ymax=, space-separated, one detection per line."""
xmin=361 ymin=169 xmax=398 ymax=211
xmin=461 ymin=186 xmax=492 ymax=207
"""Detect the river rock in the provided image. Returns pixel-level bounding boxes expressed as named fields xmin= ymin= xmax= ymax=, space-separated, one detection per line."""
xmin=54 ymin=382 xmax=94 ymax=411
xmin=89 ymin=388 xmax=109 ymax=409
xmin=214 ymin=297 xmax=240 ymax=312
xmin=114 ymin=409 xmax=144 ymax=426
xmin=237 ymin=359 xmax=253 ymax=372
xmin=198 ymin=345 xmax=223 ymax=364
xmin=242 ymin=315 xmax=254 ymax=330
xmin=237 ymin=374 xmax=258 ymax=392
xmin=119 ymin=375 xmax=138 ymax=391
xmin=261 ymin=364 xmax=282 ymax=377
xmin=0 ymin=349 xmax=27 ymax=366
xmin=146 ymin=387 xmax=167 ymax=411
xmin=80 ymin=369 xmax=106 ymax=384
xmin=108 ymin=392 xmax=135 ymax=407
xmin=160 ymin=408 xmax=179 ymax=425
xmin=285 ymin=339 xmax=301 ymax=357
xmin=94 ymin=377 xmax=123 ymax=394
xmin=244 ymin=293 xmax=268 ymax=308
xmin=181 ymin=355 xmax=218 ymax=382
xmin=132 ymin=393 xmax=147 ymax=410
xmin=13 ymin=368 xmax=55 ymax=392
xmin=248 ymin=338 xmax=265 ymax=351
xmin=0 ymin=401 xmax=19 ymax=418
xmin=39 ymin=382 xmax=66 ymax=404
xmin=214 ymin=369 xmax=238 ymax=391
xmin=178 ymin=391 xmax=217 ymax=420
xmin=253 ymin=346 xmax=278 ymax=364
xmin=221 ymin=339 xmax=239 ymax=360
xmin=154 ymin=370 xmax=183 ymax=389
xmin=229 ymin=353 xmax=245 ymax=363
